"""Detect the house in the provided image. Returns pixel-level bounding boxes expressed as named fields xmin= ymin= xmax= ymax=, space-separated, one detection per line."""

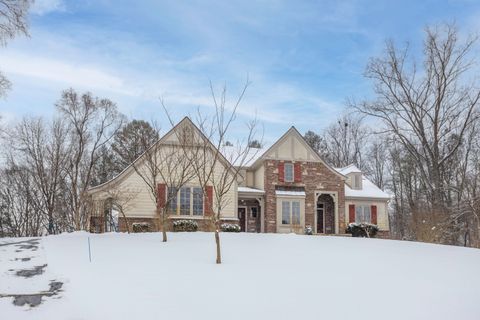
xmin=88 ymin=117 xmax=391 ymax=237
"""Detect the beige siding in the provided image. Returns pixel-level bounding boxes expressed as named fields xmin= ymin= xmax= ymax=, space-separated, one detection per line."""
xmin=265 ymin=134 xmax=318 ymax=161
xmin=91 ymin=170 xmax=156 ymax=218
xmin=90 ymin=145 xmax=237 ymax=220
xmin=237 ymin=169 xmax=247 ymax=187
xmin=345 ymin=199 xmax=389 ymax=230
xmin=254 ymin=164 xmax=264 ymax=190
xmin=246 ymin=171 xmax=254 ymax=187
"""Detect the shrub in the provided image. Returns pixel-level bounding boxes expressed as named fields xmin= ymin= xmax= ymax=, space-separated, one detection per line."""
xmin=132 ymin=222 xmax=151 ymax=233
xmin=346 ymin=222 xmax=379 ymax=238
xmin=221 ymin=223 xmax=241 ymax=232
xmin=304 ymin=225 xmax=313 ymax=235
xmin=173 ymin=219 xmax=198 ymax=232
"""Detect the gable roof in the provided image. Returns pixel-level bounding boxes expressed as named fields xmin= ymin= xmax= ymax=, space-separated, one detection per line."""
xmin=88 ymin=117 xmax=234 ymax=193
xmin=248 ymin=126 xmax=345 ymax=180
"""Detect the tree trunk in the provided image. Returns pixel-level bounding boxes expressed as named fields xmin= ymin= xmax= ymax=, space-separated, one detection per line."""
xmin=215 ymin=225 xmax=221 ymax=264
xmin=161 ymin=208 xmax=167 ymax=242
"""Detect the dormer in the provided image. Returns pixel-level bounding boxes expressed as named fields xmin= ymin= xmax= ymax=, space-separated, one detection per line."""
xmin=337 ymin=164 xmax=363 ymax=190
xmin=347 ymin=172 xmax=363 ymax=190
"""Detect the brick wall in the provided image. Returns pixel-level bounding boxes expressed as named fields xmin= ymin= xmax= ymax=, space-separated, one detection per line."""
xmin=264 ymin=159 xmax=345 ymax=233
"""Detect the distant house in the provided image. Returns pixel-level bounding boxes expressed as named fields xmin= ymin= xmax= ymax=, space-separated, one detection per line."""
xmin=88 ymin=117 xmax=390 ymax=237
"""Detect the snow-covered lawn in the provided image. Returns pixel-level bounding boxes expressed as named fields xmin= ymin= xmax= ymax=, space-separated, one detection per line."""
xmin=1 ymin=232 xmax=480 ymax=320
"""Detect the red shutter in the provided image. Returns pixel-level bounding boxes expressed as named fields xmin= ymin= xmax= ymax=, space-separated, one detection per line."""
xmin=278 ymin=162 xmax=284 ymax=182
xmin=349 ymin=204 xmax=355 ymax=223
xmin=204 ymin=186 xmax=213 ymax=216
xmin=371 ymin=205 xmax=377 ymax=225
xmin=294 ymin=163 xmax=302 ymax=182
xmin=157 ymin=183 xmax=166 ymax=208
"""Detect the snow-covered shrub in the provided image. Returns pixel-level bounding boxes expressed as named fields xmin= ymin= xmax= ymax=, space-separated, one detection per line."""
xmin=132 ymin=222 xmax=151 ymax=233
xmin=304 ymin=225 xmax=313 ymax=235
xmin=221 ymin=223 xmax=241 ymax=232
xmin=346 ymin=222 xmax=379 ymax=238
xmin=173 ymin=219 xmax=198 ymax=232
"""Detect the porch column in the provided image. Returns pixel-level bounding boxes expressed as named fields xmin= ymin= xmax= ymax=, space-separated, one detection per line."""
xmin=258 ymin=197 xmax=265 ymax=233
xmin=333 ymin=193 xmax=339 ymax=234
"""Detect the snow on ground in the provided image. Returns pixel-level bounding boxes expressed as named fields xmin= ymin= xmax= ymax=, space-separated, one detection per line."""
xmin=1 ymin=232 xmax=480 ymax=320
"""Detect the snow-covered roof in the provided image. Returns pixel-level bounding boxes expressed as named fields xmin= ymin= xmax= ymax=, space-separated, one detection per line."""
xmin=344 ymin=176 xmax=391 ymax=200
xmin=334 ymin=164 xmax=390 ymax=200
xmin=221 ymin=145 xmax=269 ymax=167
xmin=275 ymin=190 xmax=306 ymax=197
xmin=335 ymin=164 xmax=362 ymax=175
xmin=238 ymin=186 xmax=265 ymax=194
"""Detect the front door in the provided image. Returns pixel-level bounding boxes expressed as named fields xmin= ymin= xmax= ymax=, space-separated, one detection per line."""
xmin=317 ymin=202 xmax=325 ymax=233
xmin=238 ymin=207 xmax=246 ymax=232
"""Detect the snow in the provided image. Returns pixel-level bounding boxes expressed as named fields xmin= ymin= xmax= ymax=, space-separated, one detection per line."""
xmin=1 ymin=232 xmax=480 ymax=320
xmin=345 ymin=177 xmax=391 ymax=199
xmin=221 ymin=145 xmax=269 ymax=167
xmin=275 ymin=190 xmax=306 ymax=196
xmin=335 ymin=164 xmax=391 ymax=199
xmin=335 ymin=164 xmax=362 ymax=175
xmin=238 ymin=186 xmax=265 ymax=194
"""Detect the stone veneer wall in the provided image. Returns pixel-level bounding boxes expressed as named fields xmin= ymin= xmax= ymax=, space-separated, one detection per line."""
xmin=264 ymin=159 xmax=345 ymax=234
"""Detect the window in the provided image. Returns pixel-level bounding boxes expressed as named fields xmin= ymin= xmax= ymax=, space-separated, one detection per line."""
xmin=180 ymin=187 xmax=191 ymax=215
xmin=168 ymin=187 xmax=177 ymax=214
xmin=284 ymin=163 xmax=294 ymax=182
xmin=282 ymin=201 xmax=290 ymax=224
xmin=354 ymin=174 xmax=362 ymax=189
xmin=282 ymin=200 xmax=301 ymax=225
xmin=170 ymin=186 xmax=204 ymax=216
xmin=292 ymin=201 xmax=300 ymax=225
xmin=251 ymin=207 xmax=258 ymax=219
xmin=192 ymin=187 xmax=203 ymax=216
xmin=355 ymin=205 xmax=371 ymax=223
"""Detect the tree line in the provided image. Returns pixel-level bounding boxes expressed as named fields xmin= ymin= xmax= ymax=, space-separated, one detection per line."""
xmin=304 ymin=25 xmax=480 ymax=247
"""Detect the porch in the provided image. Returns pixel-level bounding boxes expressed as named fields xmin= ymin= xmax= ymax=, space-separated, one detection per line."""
xmin=237 ymin=187 xmax=265 ymax=233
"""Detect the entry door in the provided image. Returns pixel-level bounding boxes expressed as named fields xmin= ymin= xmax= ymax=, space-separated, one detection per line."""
xmin=238 ymin=207 xmax=246 ymax=232
xmin=317 ymin=202 xmax=325 ymax=233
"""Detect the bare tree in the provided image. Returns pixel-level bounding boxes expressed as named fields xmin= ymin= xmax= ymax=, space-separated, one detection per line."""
xmin=0 ymin=0 xmax=33 ymax=97
xmin=322 ymin=114 xmax=369 ymax=169
xmin=0 ymin=161 xmax=42 ymax=237
xmin=189 ymin=80 xmax=261 ymax=264
xmin=9 ymin=117 xmax=69 ymax=234
xmin=364 ymin=136 xmax=389 ymax=189
xmin=355 ymin=24 xmax=480 ymax=243
xmin=57 ymin=89 xmax=123 ymax=231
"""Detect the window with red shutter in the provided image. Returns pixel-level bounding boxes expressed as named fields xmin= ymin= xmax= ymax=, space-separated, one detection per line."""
xmin=349 ymin=204 xmax=355 ymax=223
xmin=371 ymin=205 xmax=377 ymax=225
xmin=157 ymin=184 xmax=166 ymax=208
xmin=278 ymin=162 xmax=285 ymax=182
xmin=204 ymin=186 xmax=213 ymax=216
xmin=294 ymin=163 xmax=302 ymax=182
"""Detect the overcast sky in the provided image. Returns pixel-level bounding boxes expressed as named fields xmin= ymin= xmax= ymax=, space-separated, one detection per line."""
xmin=1 ymin=0 xmax=479 ymax=143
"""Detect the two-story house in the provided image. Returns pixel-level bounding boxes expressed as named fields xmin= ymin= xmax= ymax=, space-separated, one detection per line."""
xmin=88 ymin=117 xmax=391 ymax=237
